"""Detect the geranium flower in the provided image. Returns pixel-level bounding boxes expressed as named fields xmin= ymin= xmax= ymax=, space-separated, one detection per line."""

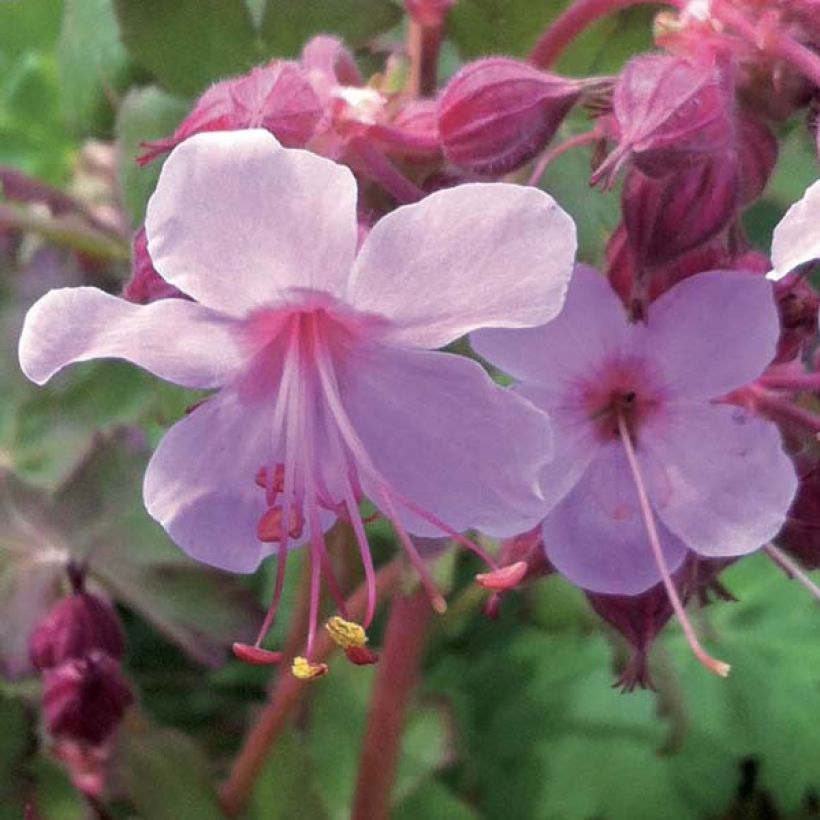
xmin=768 ymin=179 xmax=820 ymax=281
xmin=473 ymin=265 xmax=797 ymax=675
xmin=19 ymin=130 xmax=576 ymax=674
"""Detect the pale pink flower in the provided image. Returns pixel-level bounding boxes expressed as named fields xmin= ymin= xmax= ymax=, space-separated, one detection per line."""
xmin=19 ymin=130 xmax=575 ymax=667
xmin=768 ymin=178 xmax=820 ymax=281
xmin=474 ymin=265 xmax=797 ymax=674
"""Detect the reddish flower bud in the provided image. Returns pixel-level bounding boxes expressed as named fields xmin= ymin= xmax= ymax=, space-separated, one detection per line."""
xmin=736 ymin=112 xmax=778 ymax=204
xmin=779 ymin=461 xmax=820 ymax=570
xmin=369 ymin=99 xmax=442 ymax=160
xmin=438 ymin=58 xmax=584 ymax=174
xmin=30 ymin=593 xmax=125 ymax=671
xmin=43 ymin=652 xmax=133 ymax=745
xmin=592 ymin=55 xmax=733 ymax=187
xmin=622 ymin=156 xmax=739 ymax=269
xmin=138 ymin=61 xmax=321 ymax=165
xmin=122 ymin=227 xmax=185 ymax=304
xmin=405 ymin=0 xmax=456 ymax=27
xmin=774 ymin=273 xmax=820 ymax=362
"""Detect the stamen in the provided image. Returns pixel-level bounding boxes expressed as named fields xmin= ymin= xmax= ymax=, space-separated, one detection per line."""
xmin=616 ymin=413 xmax=730 ymax=678
xmin=232 ymin=643 xmax=283 ymax=665
xmin=291 ymin=656 xmax=329 ymax=680
xmin=765 ymin=542 xmax=820 ymax=601
xmin=476 ymin=561 xmax=528 ymax=592
xmin=256 ymin=505 xmax=304 ymax=542
xmin=325 ymin=615 xmax=379 ymax=665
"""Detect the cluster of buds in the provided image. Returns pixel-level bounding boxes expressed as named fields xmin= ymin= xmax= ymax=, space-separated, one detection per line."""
xmin=29 ymin=564 xmax=132 ymax=798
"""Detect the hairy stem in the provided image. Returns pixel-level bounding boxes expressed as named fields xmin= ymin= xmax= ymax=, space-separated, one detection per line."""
xmin=351 ymin=587 xmax=433 ymax=820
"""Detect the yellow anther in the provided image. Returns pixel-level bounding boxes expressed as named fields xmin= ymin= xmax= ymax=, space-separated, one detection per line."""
xmin=325 ymin=616 xmax=368 ymax=650
xmin=291 ymin=656 xmax=329 ymax=680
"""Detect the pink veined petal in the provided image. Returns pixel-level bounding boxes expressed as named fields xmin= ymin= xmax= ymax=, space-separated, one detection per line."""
xmin=18 ymin=287 xmax=243 ymax=389
xmin=769 ymin=179 xmax=820 ymax=281
xmin=515 ymin=382 xmax=600 ymax=513
xmin=143 ymin=388 xmax=335 ymax=573
xmin=347 ymin=183 xmax=576 ymax=349
xmin=640 ymin=401 xmax=797 ymax=559
xmin=635 ymin=270 xmax=779 ymax=399
xmin=339 ymin=344 xmax=554 ymax=538
xmin=145 ymin=130 xmax=358 ymax=316
xmin=543 ymin=443 xmax=687 ymax=595
xmin=471 ymin=264 xmax=628 ymax=387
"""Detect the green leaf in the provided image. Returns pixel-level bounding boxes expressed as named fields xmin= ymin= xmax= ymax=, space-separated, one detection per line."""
xmin=249 ymin=730 xmax=329 ymax=820
xmin=393 ymin=781 xmax=480 ymax=820
xmin=257 ymin=0 xmax=402 ymax=58
xmin=121 ymin=724 xmax=223 ymax=820
xmin=0 ymin=694 xmax=29 ymax=818
xmin=113 ymin=0 xmax=258 ymax=96
xmin=115 ymin=85 xmax=190 ymax=227
xmin=58 ymin=0 xmax=132 ymax=134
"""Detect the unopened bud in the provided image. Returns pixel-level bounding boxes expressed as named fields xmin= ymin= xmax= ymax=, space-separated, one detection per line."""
xmin=438 ymin=58 xmax=584 ymax=175
xmin=43 ymin=652 xmax=133 ymax=745
xmin=30 ymin=593 xmax=125 ymax=671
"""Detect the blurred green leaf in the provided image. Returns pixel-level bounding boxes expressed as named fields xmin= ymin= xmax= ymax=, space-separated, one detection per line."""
xmin=0 ymin=694 xmax=29 ymax=818
xmin=58 ymin=0 xmax=132 ymax=135
xmin=121 ymin=724 xmax=223 ymax=820
xmin=0 ymin=0 xmax=63 ymax=57
xmin=113 ymin=0 xmax=258 ymax=96
xmin=115 ymin=85 xmax=190 ymax=226
xmin=249 ymin=730 xmax=329 ymax=820
xmin=258 ymin=0 xmax=402 ymax=57
xmin=393 ymin=781 xmax=481 ymax=820
xmin=29 ymin=757 xmax=86 ymax=820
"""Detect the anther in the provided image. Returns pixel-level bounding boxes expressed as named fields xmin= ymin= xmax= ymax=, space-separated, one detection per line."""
xmin=257 ymin=505 xmax=304 ymax=542
xmin=476 ymin=561 xmax=528 ymax=592
xmin=325 ymin=616 xmax=379 ymax=665
xmin=232 ymin=643 xmax=284 ymax=665
xmin=291 ymin=656 xmax=329 ymax=680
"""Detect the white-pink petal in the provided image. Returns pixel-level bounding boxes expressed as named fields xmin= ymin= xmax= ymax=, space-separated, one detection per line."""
xmin=145 ymin=130 xmax=358 ymax=316
xmin=347 ymin=183 xmax=576 ymax=349
xmin=18 ymin=287 xmax=243 ymax=389
xmin=769 ymin=179 xmax=820 ymax=281
xmin=339 ymin=345 xmax=553 ymax=538
xmin=636 ymin=271 xmax=779 ymax=399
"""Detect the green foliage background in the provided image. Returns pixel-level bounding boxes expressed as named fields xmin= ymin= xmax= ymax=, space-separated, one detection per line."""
xmin=1 ymin=1 xmax=819 ymax=818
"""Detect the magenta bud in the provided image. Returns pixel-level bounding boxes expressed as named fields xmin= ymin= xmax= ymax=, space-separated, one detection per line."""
xmin=737 ymin=112 xmax=778 ymax=204
xmin=438 ymin=58 xmax=583 ymax=175
xmin=122 ymin=227 xmax=185 ymax=304
xmin=30 ymin=593 xmax=125 ymax=671
xmin=43 ymin=652 xmax=133 ymax=745
xmin=369 ymin=99 xmax=442 ymax=160
xmin=405 ymin=0 xmax=456 ymax=26
xmin=779 ymin=462 xmax=820 ymax=569
xmin=592 ymin=55 xmax=733 ymax=188
xmin=622 ymin=157 xmax=739 ymax=269
xmin=138 ymin=61 xmax=321 ymax=165
xmin=775 ymin=273 xmax=820 ymax=362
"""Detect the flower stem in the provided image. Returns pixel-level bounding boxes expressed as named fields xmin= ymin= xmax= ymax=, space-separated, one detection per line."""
xmin=351 ymin=587 xmax=433 ymax=820
xmin=529 ymin=0 xmax=682 ymax=69
xmin=758 ymin=371 xmax=820 ymax=392
xmin=616 ymin=413 xmax=730 ymax=677
xmin=406 ymin=18 xmax=444 ymax=98
xmin=219 ymin=558 xmax=402 ymax=817
xmin=527 ymin=129 xmax=600 ymax=187
xmin=347 ymin=136 xmax=425 ymax=204
xmin=742 ymin=384 xmax=820 ymax=434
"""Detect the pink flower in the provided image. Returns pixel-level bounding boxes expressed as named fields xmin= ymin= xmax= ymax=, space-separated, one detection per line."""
xmin=19 ymin=130 xmax=575 ymax=667
xmin=474 ymin=266 xmax=797 ymax=674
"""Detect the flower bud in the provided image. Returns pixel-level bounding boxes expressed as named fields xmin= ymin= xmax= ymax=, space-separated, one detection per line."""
xmin=43 ymin=652 xmax=133 ymax=745
xmin=774 ymin=273 xmax=820 ymax=362
xmin=779 ymin=460 xmax=820 ymax=570
xmin=592 ymin=55 xmax=733 ymax=187
xmin=30 ymin=593 xmax=125 ymax=671
xmin=622 ymin=156 xmax=739 ymax=269
xmin=122 ymin=227 xmax=185 ymax=304
xmin=736 ymin=112 xmax=778 ymax=204
xmin=438 ymin=58 xmax=584 ymax=175
xmin=138 ymin=61 xmax=321 ymax=165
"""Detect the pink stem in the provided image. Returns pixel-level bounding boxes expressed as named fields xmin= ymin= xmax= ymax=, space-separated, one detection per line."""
xmin=617 ymin=414 xmax=730 ymax=677
xmin=348 ymin=137 xmax=425 ymax=204
xmin=765 ymin=542 xmax=820 ymax=601
xmin=528 ymin=129 xmax=600 ymax=186
xmin=351 ymin=588 xmax=433 ymax=820
xmin=758 ymin=371 xmax=820 ymax=392
xmin=744 ymin=384 xmax=820 ymax=434
xmin=529 ymin=0 xmax=682 ymax=69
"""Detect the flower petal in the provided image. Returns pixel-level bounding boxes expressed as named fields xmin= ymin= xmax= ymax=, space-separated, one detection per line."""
xmin=19 ymin=287 xmax=243 ymax=388
xmin=347 ymin=183 xmax=576 ymax=349
xmin=143 ymin=389 xmax=333 ymax=573
xmin=145 ymin=130 xmax=358 ymax=316
xmin=636 ymin=271 xmax=778 ymax=398
xmin=471 ymin=264 xmax=628 ymax=386
xmin=543 ymin=444 xmax=687 ymax=595
xmin=642 ymin=402 xmax=797 ymax=558
xmin=340 ymin=345 xmax=553 ymax=537
xmin=769 ymin=179 xmax=820 ymax=281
